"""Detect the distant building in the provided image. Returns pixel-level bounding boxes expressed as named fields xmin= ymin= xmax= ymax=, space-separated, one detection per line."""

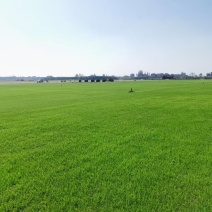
xmin=181 ymin=72 xmax=186 ymax=77
xmin=206 ymin=72 xmax=212 ymax=77
xmin=130 ymin=73 xmax=135 ymax=78
xmin=151 ymin=73 xmax=157 ymax=78
xmin=137 ymin=70 xmax=143 ymax=78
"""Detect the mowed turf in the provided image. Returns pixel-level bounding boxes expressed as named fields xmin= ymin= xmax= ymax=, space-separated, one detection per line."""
xmin=0 ymin=80 xmax=211 ymax=211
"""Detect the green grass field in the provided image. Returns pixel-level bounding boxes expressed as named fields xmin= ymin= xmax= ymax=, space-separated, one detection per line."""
xmin=0 ymin=80 xmax=211 ymax=211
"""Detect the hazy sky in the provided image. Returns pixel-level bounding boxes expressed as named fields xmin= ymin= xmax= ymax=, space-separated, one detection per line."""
xmin=0 ymin=0 xmax=212 ymax=77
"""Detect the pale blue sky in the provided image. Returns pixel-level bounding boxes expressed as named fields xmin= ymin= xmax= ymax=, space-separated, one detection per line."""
xmin=0 ymin=0 xmax=212 ymax=76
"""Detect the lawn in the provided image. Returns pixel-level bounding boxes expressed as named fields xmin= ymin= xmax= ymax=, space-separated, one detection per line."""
xmin=0 ymin=80 xmax=211 ymax=211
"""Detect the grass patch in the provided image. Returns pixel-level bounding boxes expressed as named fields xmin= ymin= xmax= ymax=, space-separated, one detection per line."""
xmin=0 ymin=80 xmax=211 ymax=211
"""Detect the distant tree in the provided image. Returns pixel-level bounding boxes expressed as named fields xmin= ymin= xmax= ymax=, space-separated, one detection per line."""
xmin=162 ymin=74 xmax=173 ymax=79
xmin=108 ymin=78 xmax=114 ymax=82
xmin=190 ymin=72 xmax=195 ymax=77
xmin=46 ymin=75 xmax=53 ymax=78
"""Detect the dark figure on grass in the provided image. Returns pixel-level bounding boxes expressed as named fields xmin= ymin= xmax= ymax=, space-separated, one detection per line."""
xmin=129 ymin=88 xmax=133 ymax=93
